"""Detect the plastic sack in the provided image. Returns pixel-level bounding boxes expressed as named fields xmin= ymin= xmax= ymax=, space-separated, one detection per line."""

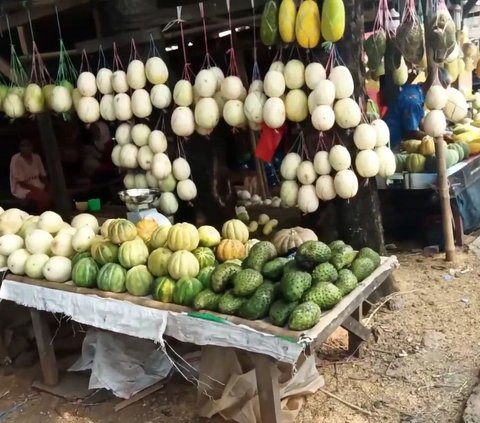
xmin=197 ymin=346 xmax=324 ymax=423
xmin=426 ymin=1 xmax=457 ymax=63
xmin=69 ymin=329 xmax=173 ymax=399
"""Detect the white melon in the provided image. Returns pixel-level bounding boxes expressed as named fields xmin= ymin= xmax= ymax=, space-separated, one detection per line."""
xmin=285 ymin=89 xmax=308 ymax=122
xmin=114 ymin=93 xmax=132 ymax=121
xmin=115 ymin=123 xmax=132 ymax=145
xmin=0 ymin=234 xmax=24 ymax=256
xmin=50 ymin=86 xmax=72 ymax=113
xmin=329 ymin=66 xmax=354 ymax=99
xmin=173 ymin=80 xmax=194 ymax=107
xmin=127 ymin=59 xmax=146 ymax=90
xmin=305 ymin=62 xmax=326 ymax=90
xmin=119 ymin=144 xmax=138 ymax=169
xmin=313 ymin=79 xmax=336 ymax=106
xmin=148 ymin=130 xmax=168 ymax=153
xmin=263 ymin=71 xmax=286 ymax=98
xmin=177 ymin=179 xmax=197 ymax=201
xmin=77 ymin=97 xmax=100 ymax=123
xmin=171 ymin=107 xmax=195 ymax=137
xmin=263 ymin=97 xmax=286 ymax=129
xmin=220 ymin=76 xmax=244 ymax=101
xmin=7 ymin=249 xmax=30 ymax=275
xmin=158 ymin=192 xmax=179 ymax=215
xmin=111 ymin=70 xmax=129 ymax=93
xmin=270 ymin=61 xmax=285 ymax=73
xmin=131 ymin=124 xmax=151 ymax=147
xmin=25 ymin=253 xmax=50 ymax=278
xmin=244 ymin=91 xmax=267 ymax=123
xmin=146 ymin=171 xmax=158 ymax=188
xmin=298 ymin=185 xmax=319 ymax=213
xmin=123 ymin=173 xmax=136 ymax=189
xmin=72 ymin=226 xmax=96 ymax=253
xmin=329 ymin=145 xmax=351 ymax=171
xmin=77 ymin=71 xmax=97 ymax=97
xmin=150 ymin=84 xmax=172 ymax=109
xmin=194 ymin=97 xmax=220 ymax=129
xmin=315 ymin=175 xmax=336 ymax=201
xmin=38 ymin=211 xmax=63 ymax=234
xmin=100 ymin=95 xmax=116 ymax=121
xmin=424 ymin=110 xmax=447 ymax=137
xmin=43 ymin=256 xmax=72 ymax=282
xmin=280 ymin=180 xmax=299 ymax=207
xmin=355 ymin=149 xmax=380 ymax=178
xmin=296 ymin=161 xmax=317 ymax=185
xmin=131 ymin=89 xmax=152 ymax=118
xmin=195 ymin=69 xmax=217 ymax=98
xmin=312 ymin=105 xmax=335 ymax=131
xmin=50 ymin=232 xmax=74 ymax=257
xmin=158 ymin=174 xmax=177 ymax=192
xmin=353 ymin=124 xmax=377 ymax=150
xmin=145 ymin=57 xmax=169 ymax=85
xmin=313 ymin=151 xmax=332 ymax=175
xmin=172 ymin=158 xmax=191 ymax=181
xmin=334 ymin=98 xmax=361 ymax=129
xmin=96 ymin=68 xmax=113 ymax=95
xmin=443 ymin=87 xmax=468 ymax=122
xmin=134 ymin=173 xmax=148 ymax=188
xmin=248 ymin=79 xmax=264 ymax=93
xmin=334 ymin=170 xmax=358 ymax=199
xmin=284 ymin=60 xmax=305 ymax=89
xmin=375 ymin=146 xmax=397 ymax=177
xmin=71 ymin=213 xmax=99 ymax=232
xmin=223 ymin=100 xmax=247 ymax=128
xmin=210 ymin=66 xmax=225 ymax=90
xmin=152 ymin=153 xmax=172 ymax=180
xmin=371 ymin=119 xmax=390 ymax=147
xmin=137 ymin=146 xmax=154 ymax=170
xmin=280 ymin=152 xmax=302 ymax=180
xmin=25 ymin=229 xmax=53 ymax=254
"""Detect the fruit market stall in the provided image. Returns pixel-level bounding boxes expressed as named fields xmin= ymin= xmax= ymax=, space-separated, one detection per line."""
xmin=0 ymin=208 xmax=398 ymax=421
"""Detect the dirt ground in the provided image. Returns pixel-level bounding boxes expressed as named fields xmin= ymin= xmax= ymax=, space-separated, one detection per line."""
xmin=0 ymin=248 xmax=479 ymax=423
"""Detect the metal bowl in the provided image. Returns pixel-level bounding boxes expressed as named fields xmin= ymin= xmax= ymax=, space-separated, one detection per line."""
xmin=118 ymin=189 xmax=161 ymax=207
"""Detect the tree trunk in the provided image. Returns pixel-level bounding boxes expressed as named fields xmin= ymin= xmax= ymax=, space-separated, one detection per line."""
xmin=335 ymin=0 xmax=397 ymax=300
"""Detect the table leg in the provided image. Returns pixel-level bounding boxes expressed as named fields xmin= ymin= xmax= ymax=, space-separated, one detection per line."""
xmin=453 ymin=212 xmax=464 ymax=246
xmin=253 ymin=353 xmax=281 ymax=423
xmin=343 ymin=306 xmax=369 ymax=358
xmin=30 ymin=309 xmax=58 ymax=387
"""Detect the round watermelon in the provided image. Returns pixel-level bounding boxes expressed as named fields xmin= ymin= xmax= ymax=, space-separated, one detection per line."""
xmin=126 ymin=265 xmax=154 ymax=297
xmin=71 ymin=251 xmax=91 ymax=268
xmin=197 ymin=266 xmax=215 ymax=289
xmin=97 ymin=263 xmax=127 ymax=293
xmin=173 ymin=277 xmax=203 ymax=306
xmin=72 ymin=257 xmax=99 ymax=288
xmin=192 ymin=247 xmax=216 ymax=269
xmin=152 ymin=276 xmax=176 ymax=303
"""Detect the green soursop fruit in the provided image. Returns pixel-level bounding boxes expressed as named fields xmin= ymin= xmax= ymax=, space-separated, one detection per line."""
xmin=303 ymin=283 xmax=342 ymax=310
xmin=242 ymin=241 xmax=277 ymax=271
xmin=218 ymin=291 xmax=246 ymax=315
xmin=269 ymin=299 xmax=299 ymax=327
xmin=262 ymin=257 xmax=289 ymax=281
xmin=211 ymin=262 xmax=242 ymax=293
xmin=328 ymin=240 xmax=346 ymax=254
xmin=193 ymin=289 xmax=222 ymax=311
xmin=350 ymin=257 xmax=376 ymax=281
xmin=288 ymin=301 xmax=321 ymax=331
xmin=312 ymin=262 xmax=338 ymax=284
xmin=335 ymin=269 xmax=358 ymax=296
xmin=238 ymin=282 xmax=275 ymax=320
xmin=357 ymin=247 xmax=381 ymax=268
xmin=279 ymin=270 xmax=312 ymax=302
xmin=283 ymin=259 xmax=300 ymax=274
xmin=233 ymin=269 xmax=264 ymax=297
xmin=330 ymin=245 xmax=357 ymax=270
xmin=295 ymin=241 xmax=331 ymax=270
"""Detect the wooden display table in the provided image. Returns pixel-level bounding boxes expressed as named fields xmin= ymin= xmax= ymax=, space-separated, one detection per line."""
xmin=0 ymin=256 xmax=398 ymax=422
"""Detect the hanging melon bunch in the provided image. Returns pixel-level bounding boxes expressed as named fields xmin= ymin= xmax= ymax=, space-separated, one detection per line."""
xmin=192 ymin=68 xmax=222 ymax=134
xmin=423 ymin=84 xmax=448 ymax=137
xmin=262 ymin=62 xmax=286 ymax=129
xmin=244 ymin=83 xmax=266 ymax=130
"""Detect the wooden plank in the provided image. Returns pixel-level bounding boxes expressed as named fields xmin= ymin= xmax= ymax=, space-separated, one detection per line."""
xmin=114 ymin=381 xmax=164 ymax=412
xmin=36 ymin=113 xmax=72 ymax=218
xmin=340 ymin=316 xmax=371 ymax=342
xmin=0 ymin=57 xmax=11 ymax=80
xmin=305 ymin=257 xmax=398 ymax=347
xmin=30 ymin=309 xmax=58 ymax=387
xmin=17 ymin=26 xmax=30 ymax=56
xmin=253 ymin=353 xmax=281 ymax=423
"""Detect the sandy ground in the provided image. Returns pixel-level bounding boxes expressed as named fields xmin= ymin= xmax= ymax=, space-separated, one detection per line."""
xmin=0 ymin=249 xmax=479 ymax=423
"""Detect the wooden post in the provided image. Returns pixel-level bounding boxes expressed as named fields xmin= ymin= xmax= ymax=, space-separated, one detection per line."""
xmin=253 ymin=353 xmax=281 ymax=423
xmin=36 ymin=113 xmax=72 ymax=219
xmin=30 ymin=309 xmax=59 ymax=387
xmin=434 ymin=137 xmax=456 ymax=261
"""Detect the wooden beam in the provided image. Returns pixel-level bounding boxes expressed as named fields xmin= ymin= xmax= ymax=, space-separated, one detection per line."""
xmin=17 ymin=26 xmax=30 ymax=56
xmin=1 ymin=0 xmax=91 ymax=33
xmin=253 ymin=353 xmax=281 ymax=423
xmin=36 ymin=113 xmax=72 ymax=219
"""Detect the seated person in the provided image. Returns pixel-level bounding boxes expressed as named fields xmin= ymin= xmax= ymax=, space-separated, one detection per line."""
xmin=10 ymin=139 xmax=51 ymax=212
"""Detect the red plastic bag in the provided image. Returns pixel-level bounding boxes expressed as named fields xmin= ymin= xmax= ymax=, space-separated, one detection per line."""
xmin=255 ymin=123 xmax=286 ymax=162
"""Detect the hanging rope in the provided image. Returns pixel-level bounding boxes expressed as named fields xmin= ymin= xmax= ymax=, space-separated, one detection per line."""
xmin=225 ymin=0 xmax=239 ymax=76
xmin=27 ymin=9 xmax=51 ymax=85
xmin=97 ymin=45 xmax=108 ymax=71
xmin=112 ymin=42 xmax=124 ymax=71
xmin=199 ymin=3 xmax=213 ymax=69
xmin=250 ymin=0 xmax=261 ymax=81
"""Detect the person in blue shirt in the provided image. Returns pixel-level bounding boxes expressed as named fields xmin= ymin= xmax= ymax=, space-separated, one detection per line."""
xmin=382 ymin=68 xmax=450 ymax=149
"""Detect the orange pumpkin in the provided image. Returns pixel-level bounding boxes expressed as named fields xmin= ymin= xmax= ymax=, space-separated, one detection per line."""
xmin=216 ymin=239 xmax=246 ymax=262
xmin=136 ymin=219 xmax=159 ymax=243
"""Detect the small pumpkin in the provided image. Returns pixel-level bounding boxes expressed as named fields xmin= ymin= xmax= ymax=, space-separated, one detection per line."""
xmin=401 ymin=139 xmax=422 ymax=153
xmin=448 ymin=143 xmax=464 ymax=161
xmin=445 ymin=148 xmax=459 ymax=168
xmin=418 ymin=136 xmax=435 ymax=156
xmin=108 ymin=219 xmax=137 ymax=245
xmin=216 ymin=239 xmax=246 ymax=262
xmin=455 ymin=141 xmax=470 ymax=159
xmin=395 ymin=154 xmax=408 ymax=172
xmin=272 ymin=227 xmax=318 ymax=255
xmin=135 ymin=218 xmax=159 ymax=243
xmin=406 ymin=153 xmax=426 ymax=173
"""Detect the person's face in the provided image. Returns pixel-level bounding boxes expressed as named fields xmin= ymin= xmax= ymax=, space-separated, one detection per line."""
xmin=20 ymin=141 xmax=33 ymax=157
